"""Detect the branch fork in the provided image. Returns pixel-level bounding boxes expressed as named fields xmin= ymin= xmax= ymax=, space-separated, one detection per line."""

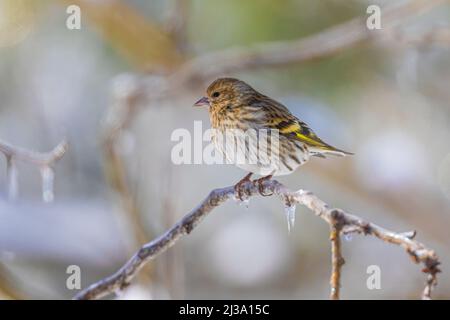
xmin=0 ymin=139 xmax=69 ymax=201
xmin=74 ymin=179 xmax=440 ymax=300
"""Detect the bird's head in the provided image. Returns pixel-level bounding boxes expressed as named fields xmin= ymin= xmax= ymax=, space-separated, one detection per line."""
xmin=194 ymin=78 xmax=256 ymax=110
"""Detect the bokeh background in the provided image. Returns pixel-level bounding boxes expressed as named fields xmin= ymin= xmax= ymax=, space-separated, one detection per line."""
xmin=0 ymin=0 xmax=450 ymax=299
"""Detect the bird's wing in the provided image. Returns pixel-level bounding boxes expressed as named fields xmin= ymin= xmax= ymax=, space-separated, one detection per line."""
xmin=254 ymin=95 xmax=352 ymax=155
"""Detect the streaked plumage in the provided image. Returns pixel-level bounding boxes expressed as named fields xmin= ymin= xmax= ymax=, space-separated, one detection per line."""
xmin=195 ymin=78 xmax=352 ymax=178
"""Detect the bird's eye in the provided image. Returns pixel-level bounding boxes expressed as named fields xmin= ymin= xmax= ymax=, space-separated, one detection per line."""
xmin=212 ymin=91 xmax=220 ymax=98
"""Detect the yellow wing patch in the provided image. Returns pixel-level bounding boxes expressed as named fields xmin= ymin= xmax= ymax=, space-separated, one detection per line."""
xmin=274 ymin=119 xmax=325 ymax=147
xmin=294 ymin=132 xmax=325 ymax=147
xmin=273 ymin=118 xmax=352 ymax=155
xmin=279 ymin=123 xmax=301 ymax=135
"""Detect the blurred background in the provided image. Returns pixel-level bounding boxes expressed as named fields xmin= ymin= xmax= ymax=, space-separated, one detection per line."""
xmin=0 ymin=0 xmax=449 ymax=299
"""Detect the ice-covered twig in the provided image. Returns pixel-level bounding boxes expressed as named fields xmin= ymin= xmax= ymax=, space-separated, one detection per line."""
xmin=329 ymin=210 xmax=345 ymax=300
xmin=0 ymin=139 xmax=68 ymax=167
xmin=74 ymin=179 xmax=440 ymax=300
xmin=6 ymin=156 xmax=18 ymax=200
xmin=0 ymin=139 xmax=68 ymax=201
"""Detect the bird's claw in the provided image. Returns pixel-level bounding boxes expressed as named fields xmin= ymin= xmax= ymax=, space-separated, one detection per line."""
xmin=234 ymin=173 xmax=253 ymax=201
xmin=254 ymin=175 xmax=273 ymax=196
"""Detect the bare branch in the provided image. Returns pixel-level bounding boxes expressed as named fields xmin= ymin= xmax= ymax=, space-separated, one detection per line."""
xmin=65 ymin=0 xmax=183 ymax=71
xmin=0 ymin=139 xmax=68 ymax=167
xmin=6 ymin=156 xmax=18 ymax=200
xmin=329 ymin=210 xmax=345 ymax=300
xmin=0 ymin=139 xmax=69 ymax=201
xmin=74 ymin=180 xmax=440 ymax=300
xmin=388 ymin=26 xmax=450 ymax=47
xmin=170 ymin=0 xmax=447 ymax=86
xmin=104 ymin=0 xmax=448 ymax=106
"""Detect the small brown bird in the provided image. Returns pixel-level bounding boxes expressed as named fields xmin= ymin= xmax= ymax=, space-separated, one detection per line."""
xmin=194 ymin=78 xmax=352 ymax=197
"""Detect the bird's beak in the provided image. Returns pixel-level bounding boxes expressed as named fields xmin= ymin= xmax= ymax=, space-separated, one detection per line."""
xmin=194 ymin=96 xmax=209 ymax=107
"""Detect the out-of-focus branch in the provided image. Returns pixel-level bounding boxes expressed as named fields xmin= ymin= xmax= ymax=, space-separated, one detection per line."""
xmin=74 ymin=180 xmax=440 ymax=300
xmin=0 ymin=139 xmax=68 ymax=167
xmin=170 ymin=0 xmax=447 ymax=86
xmin=0 ymin=139 xmax=68 ymax=202
xmin=101 ymin=0 xmax=448 ymax=151
xmin=308 ymin=160 xmax=450 ymax=249
xmin=165 ymin=0 xmax=190 ymax=52
xmin=102 ymin=75 xmax=164 ymax=248
xmin=389 ymin=26 xmax=450 ymax=47
xmin=0 ymin=264 xmax=25 ymax=300
xmin=62 ymin=0 xmax=184 ymax=71
xmin=101 ymin=76 xmax=155 ymax=290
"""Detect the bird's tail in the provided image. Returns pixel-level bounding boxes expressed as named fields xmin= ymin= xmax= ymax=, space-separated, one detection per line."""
xmin=310 ymin=144 xmax=354 ymax=157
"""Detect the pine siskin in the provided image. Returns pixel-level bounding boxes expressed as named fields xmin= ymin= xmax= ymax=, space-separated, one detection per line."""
xmin=194 ymin=78 xmax=352 ymax=196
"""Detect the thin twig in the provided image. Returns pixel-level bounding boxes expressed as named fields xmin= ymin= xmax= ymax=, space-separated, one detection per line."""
xmin=0 ymin=139 xmax=68 ymax=201
xmin=0 ymin=139 xmax=68 ymax=167
xmin=329 ymin=210 xmax=345 ymax=300
xmin=74 ymin=180 xmax=440 ymax=300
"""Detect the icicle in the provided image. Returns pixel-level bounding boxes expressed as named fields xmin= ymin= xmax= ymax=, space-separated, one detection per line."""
xmin=233 ymin=193 xmax=250 ymax=209
xmin=114 ymin=288 xmax=124 ymax=299
xmin=40 ymin=166 xmax=55 ymax=203
xmin=238 ymin=198 xmax=250 ymax=209
xmin=6 ymin=156 xmax=18 ymax=200
xmin=284 ymin=203 xmax=296 ymax=233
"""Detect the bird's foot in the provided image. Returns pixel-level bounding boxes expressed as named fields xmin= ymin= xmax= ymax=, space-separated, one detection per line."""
xmin=254 ymin=174 xmax=273 ymax=196
xmin=234 ymin=173 xmax=253 ymax=201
